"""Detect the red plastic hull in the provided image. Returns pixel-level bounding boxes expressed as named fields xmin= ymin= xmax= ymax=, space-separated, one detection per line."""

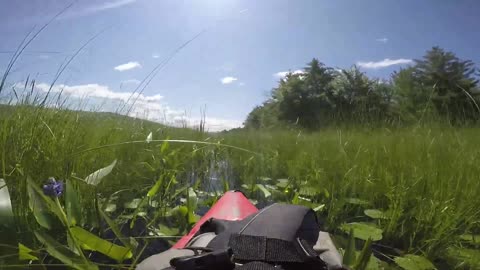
xmin=172 ymin=190 xmax=258 ymax=249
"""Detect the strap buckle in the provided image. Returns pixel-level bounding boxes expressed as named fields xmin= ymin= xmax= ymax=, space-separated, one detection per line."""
xmin=170 ymin=248 xmax=235 ymax=270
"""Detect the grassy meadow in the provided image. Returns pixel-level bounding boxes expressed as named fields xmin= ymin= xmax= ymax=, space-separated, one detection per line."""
xmin=0 ymin=103 xmax=479 ymax=269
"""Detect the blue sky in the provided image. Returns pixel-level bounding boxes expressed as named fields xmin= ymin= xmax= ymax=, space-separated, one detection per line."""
xmin=1 ymin=0 xmax=479 ymax=130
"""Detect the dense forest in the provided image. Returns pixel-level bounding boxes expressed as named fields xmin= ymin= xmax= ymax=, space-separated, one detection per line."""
xmin=244 ymin=47 xmax=480 ymax=129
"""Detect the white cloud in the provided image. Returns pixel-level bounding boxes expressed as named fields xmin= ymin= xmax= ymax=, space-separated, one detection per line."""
xmin=114 ymin=62 xmax=141 ymax=72
xmin=121 ymin=79 xmax=141 ymax=85
xmin=274 ymin=69 xmax=304 ymax=79
xmin=84 ymin=0 xmax=137 ymax=13
xmin=31 ymin=83 xmax=241 ymax=132
xmin=152 ymin=53 xmax=160 ymax=59
xmin=376 ymin=37 xmax=389 ymax=43
xmin=35 ymin=83 xmax=162 ymax=103
xmin=357 ymin=58 xmax=413 ymax=69
xmin=239 ymin=82 xmax=245 ymax=86
xmin=221 ymin=76 xmax=238 ymax=84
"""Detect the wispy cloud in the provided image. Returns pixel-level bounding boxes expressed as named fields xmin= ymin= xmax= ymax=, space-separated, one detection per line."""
xmin=152 ymin=53 xmax=160 ymax=59
xmin=35 ymin=83 xmax=162 ymax=103
xmin=357 ymin=58 xmax=413 ymax=69
xmin=274 ymin=70 xmax=304 ymax=79
xmin=121 ymin=79 xmax=141 ymax=85
xmin=376 ymin=37 xmax=389 ymax=43
xmin=239 ymin=9 xmax=249 ymax=14
xmin=29 ymin=82 xmax=241 ymax=131
xmin=114 ymin=62 xmax=142 ymax=72
xmin=82 ymin=0 xmax=137 ymax=14
xmin=221 ymin=76 xmax=238 ymax=84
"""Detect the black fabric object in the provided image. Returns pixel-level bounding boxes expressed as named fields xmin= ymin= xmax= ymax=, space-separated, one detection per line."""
xmin=235 ymin=262 xmax=277 ymax=270
xmin=207 ymin=204 xmax=321 ymax=250
xmin=168 ymin=204 xmax=328 ymax=270
xmin=229 ymin=234 xmax=317 ymax=263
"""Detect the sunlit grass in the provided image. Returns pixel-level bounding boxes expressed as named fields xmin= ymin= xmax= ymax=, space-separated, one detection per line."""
xmin=1 ymin=102 xmax=479 ymax=268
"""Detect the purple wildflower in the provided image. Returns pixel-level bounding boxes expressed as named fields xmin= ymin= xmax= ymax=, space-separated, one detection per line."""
xmin=42 ymin=177 xmax=64 ymax=197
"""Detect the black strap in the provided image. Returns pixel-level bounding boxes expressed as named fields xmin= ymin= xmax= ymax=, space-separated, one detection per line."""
xmin=170 ymin=248 xmax=235 ymax=270
xmin=235 ymin=262 xmax=277 ymax=270
xmin=229 ymin=234 xmax=319 ymax=264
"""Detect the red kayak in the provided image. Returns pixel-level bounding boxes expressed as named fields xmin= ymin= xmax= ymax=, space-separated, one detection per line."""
xmin=172 ymin=190 xmax=258 ymax=249
xmin=138 ymin=190 xmax=344 ymax=270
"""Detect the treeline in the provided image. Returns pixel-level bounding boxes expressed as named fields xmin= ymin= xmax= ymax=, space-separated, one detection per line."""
xmin=244 ymin=47 xmax=480 ymax=129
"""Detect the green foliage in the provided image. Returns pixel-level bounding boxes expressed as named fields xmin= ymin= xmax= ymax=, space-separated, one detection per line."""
xmin=244 ymin=47 xmax=480 ymax=129
xmin=1 ymin=103 xmax=480 ymax=269
xmin=70 ymin=226 xmax=132 ymax=262
xmin=34 ymin=230 xmax=98 ymax=270
xmin=83 ymin=160 xmax=117 ymax=186
xmin=394 ymin=254 xmax=436 ymax=270
xmin=364 ymin=209 xmax=387 ymax=219
xmin=18 ymin=243 xmax=38 ymax=261
xmin=340 ymin=223 xmax=383 ymax=241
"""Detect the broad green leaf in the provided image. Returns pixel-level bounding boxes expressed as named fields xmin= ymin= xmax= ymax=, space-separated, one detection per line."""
xmin=70 ymin=226 xmax=132 ymax=262
xmin=66 ymin=179 xmax=82 ymax=226
xmin=256 ymin=184 xmax=271 ymax=198
xmin=345 ymin=198 xmax=371 ymax=206
xmin=149 ymin=200 xmax=159 ymax=208
xmin=170 ymin=205 xmax=189 ymax=217
xmin=155 ymin=224 xmax=180 ymax=236
xmin=259 ymin=177 xmax=272 ymax=183
xmin=105 ymin=203 xmax=117 ymax=212
xmin=99 ymin=204 xmax=138 ymax=250
xmin=18 ymin=243 xmax=38 ymax=261
xmin=276 ymin=179 xmax=289 ymax=189
xmin=146 ymin=132 xmax=152 ymax=143
xmin=394 ymin=254 xmax=436 ymax=270
xmin=128 ymin=197 xmax=149 ymax=228
xmin=364 ymin=209 xmax=387 ymax=219
xmin=265 ymin=184 xmax=277 ymax=190
xmin=124 ymin=198 xmax=142 ymax=209
xmin=340 ymin=223 xmax=383 ymax=241
xmin=0 ymin=179 xmax=14 ymax=228
xmin=34 ymin=230 xmax=98 ymax=270
xmin=84 ymin=160 xmax=117 ymax=186
xmin=299 ymin=186 xmax=320 ymax=197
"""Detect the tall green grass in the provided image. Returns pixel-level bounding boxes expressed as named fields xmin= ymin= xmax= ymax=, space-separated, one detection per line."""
xmin=1 ymin=102 xmax=479 ymax=268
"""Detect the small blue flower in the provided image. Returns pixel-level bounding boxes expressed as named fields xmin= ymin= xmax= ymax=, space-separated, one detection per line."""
xmin=42 ymin=177 xmax=64 ymax=197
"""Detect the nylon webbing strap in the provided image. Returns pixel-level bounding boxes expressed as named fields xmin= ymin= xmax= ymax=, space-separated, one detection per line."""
xmin=229 ymin=234 xmax=318 ymax=263
xmin=235 ymin=262 xmax=277 ymax=270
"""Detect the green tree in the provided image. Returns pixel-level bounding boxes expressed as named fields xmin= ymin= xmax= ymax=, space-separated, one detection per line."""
xmin=413 ymin=46 xmax=479 ymax=122
xmin=332 ymin=66 xmax=392 ymax=122
xmin=274 ymin=59 xmax=336 ymax=128
xmin=392 ymin=67 xmax=433 ymax=121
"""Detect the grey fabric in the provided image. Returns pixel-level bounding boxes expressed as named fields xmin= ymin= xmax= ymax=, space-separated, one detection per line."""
xmin=188 ymin=232 xmax=217 ymax=248
xmin=137 ymin=231 xmax=343 ymax=270
xmin=136 ymin=249 xmax=195 ymax=270
xmin=314 ymin=232 xmax=343 ymax=270
xmin=136 ymin=233 xmax=216 ymax=270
